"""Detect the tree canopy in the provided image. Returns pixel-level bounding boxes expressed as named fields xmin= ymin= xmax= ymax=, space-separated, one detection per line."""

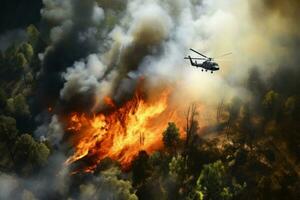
xmin=163 ymin=122 xmax=180 ymax=152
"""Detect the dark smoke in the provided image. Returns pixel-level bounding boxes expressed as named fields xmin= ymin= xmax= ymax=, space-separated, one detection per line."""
xmin=251 ymin=0 xmax=300 ymax=96
xmin=37 ymin=0 xmax=103 ymax=112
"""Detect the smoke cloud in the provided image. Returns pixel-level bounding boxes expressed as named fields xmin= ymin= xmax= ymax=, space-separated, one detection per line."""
xmin=34 ymin=0 xmax=300 ymax=124
xmin=0 ymin=153 xmax=70 ymax=200
xmin=0 ymin=29 xmax=27 ymax=51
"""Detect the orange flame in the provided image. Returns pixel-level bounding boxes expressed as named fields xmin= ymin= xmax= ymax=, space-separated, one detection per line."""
xmin=65 ymin=89 xmax=183 ymax=172
xmin=103 ymin=96 xmax=116 ymax=108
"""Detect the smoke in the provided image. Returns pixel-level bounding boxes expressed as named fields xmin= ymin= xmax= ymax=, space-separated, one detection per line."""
xmin=78 ymin=167 xmax=138 ymax=200
xmin=256 ymin=0 xmax=300 ymax=27
xmin=0 ymin=153 xmax=70 ymax=200
xmin=238 ymin=0 xmax=300 ymax=101
xmin=251 ymin=0 xmax=300 ymax=66
xmin=0 ymin=158 xmax=136 ymax=200
xmin=0 ymin=174 xmax=19 ymax=200
xmin=59 ymin=54 xmax=112 ymax=111
xmin=0 ymin=29 xmax=27 ymax=51
xmin=37 ymin=0 xmax=106 ymax=108
xmin=35 ymin=0 xmax=300 ymax=128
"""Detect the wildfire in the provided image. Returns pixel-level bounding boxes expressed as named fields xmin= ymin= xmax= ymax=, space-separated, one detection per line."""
xmin=65 ymin=89 xmax=183 ymax=172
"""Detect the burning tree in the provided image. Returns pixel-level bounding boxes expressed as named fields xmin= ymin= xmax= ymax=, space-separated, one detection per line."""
xmin=65 ymin=89 xmax=184 ymax=172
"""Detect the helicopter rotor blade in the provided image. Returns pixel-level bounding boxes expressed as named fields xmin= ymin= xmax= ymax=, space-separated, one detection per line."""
xmin=213 ymin=59 xmax=232 ymax=61
xmin=189 ymin=48 xmax=209 ymax=59
xmin=184 ymin=57 xmax=207 ymax=60
xmin=215 ymin=52 xmax=232 ymax=58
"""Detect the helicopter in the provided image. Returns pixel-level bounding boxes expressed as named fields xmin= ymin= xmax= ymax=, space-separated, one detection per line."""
xmin=184 ymin=48 xmax=231 ymax=73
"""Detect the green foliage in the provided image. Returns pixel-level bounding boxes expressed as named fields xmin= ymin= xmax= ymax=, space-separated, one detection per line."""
xmin=149 ymin=151 xmax=171 ymax=176
xmin=5 ymin=44 xmax=19 ymax=59
xmin=26 ymin=25 xmax=40 ymax=47
xmin=6 ymin=94 xmax=30 ymax=117
xmin=13 ymin=94 xmax=30 ymax=116
xmin=0 ymin=115 xmax=18 ymax=143
xmin=20 ymin=43 xmax=34 ymax=62
xmin=0 ymin=115 xmax=18 ymax=169
xmin=14 ymin=134 xmax=36 ymax=165
xmin=196 ymin=160 xmax=227 ymax=200
xmin=284 ymin=96 xmax=296 ymax=116
xmin=263 ymin=90 xmax=279 ymax=108
xmin=163 ymin=122 xmax=180 ymax=152
xmin=149 ymin=151 xmax=161 ymax=166
xmin=0 ymin=45 xmax=23 ymax=76
xmin=169 ymin=155 xmax=185 ymax=179
xmin=96 ymin=0 xmax=126 ymax=11
xmin=8 ymin=48 xmax=25 ymax=67
xmin=132 ymin=151 xmax=151 ymax=186
xmin=195 ymin=161 xmax=245 ymax=200
xmin=5 ymin=98 xmax=15 ymax=114
xmin=14 ymin=134 xmax=50 ymax=174
xmin=80 ymin=167 xmax=138 ymax=200
xmin=34 ymin=142 xmax=50 ymax=166
xmin=14 ymin=134 xmax=36 ymax=160
xmin=16 ymin=53 xmax=28 ymax=69
xmin=0 ymin=43 xmax=32 ymax=79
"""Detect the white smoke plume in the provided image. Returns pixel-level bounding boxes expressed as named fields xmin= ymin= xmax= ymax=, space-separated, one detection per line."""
xmin=53 ymin=0 xmax=297 ymax=115
xmin=0 ymin=153 xmax=70 ymax=200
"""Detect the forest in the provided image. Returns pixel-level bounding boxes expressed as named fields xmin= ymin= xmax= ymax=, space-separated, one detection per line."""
xmin=0 ymin=0 xmax=299 ymax=200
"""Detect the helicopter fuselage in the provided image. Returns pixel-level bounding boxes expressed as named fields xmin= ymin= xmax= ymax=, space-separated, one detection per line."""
xmin=185 ymin=48 xmax=231 ymax=73
xmin=188 ymin=57 xmax=219 ymax=72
